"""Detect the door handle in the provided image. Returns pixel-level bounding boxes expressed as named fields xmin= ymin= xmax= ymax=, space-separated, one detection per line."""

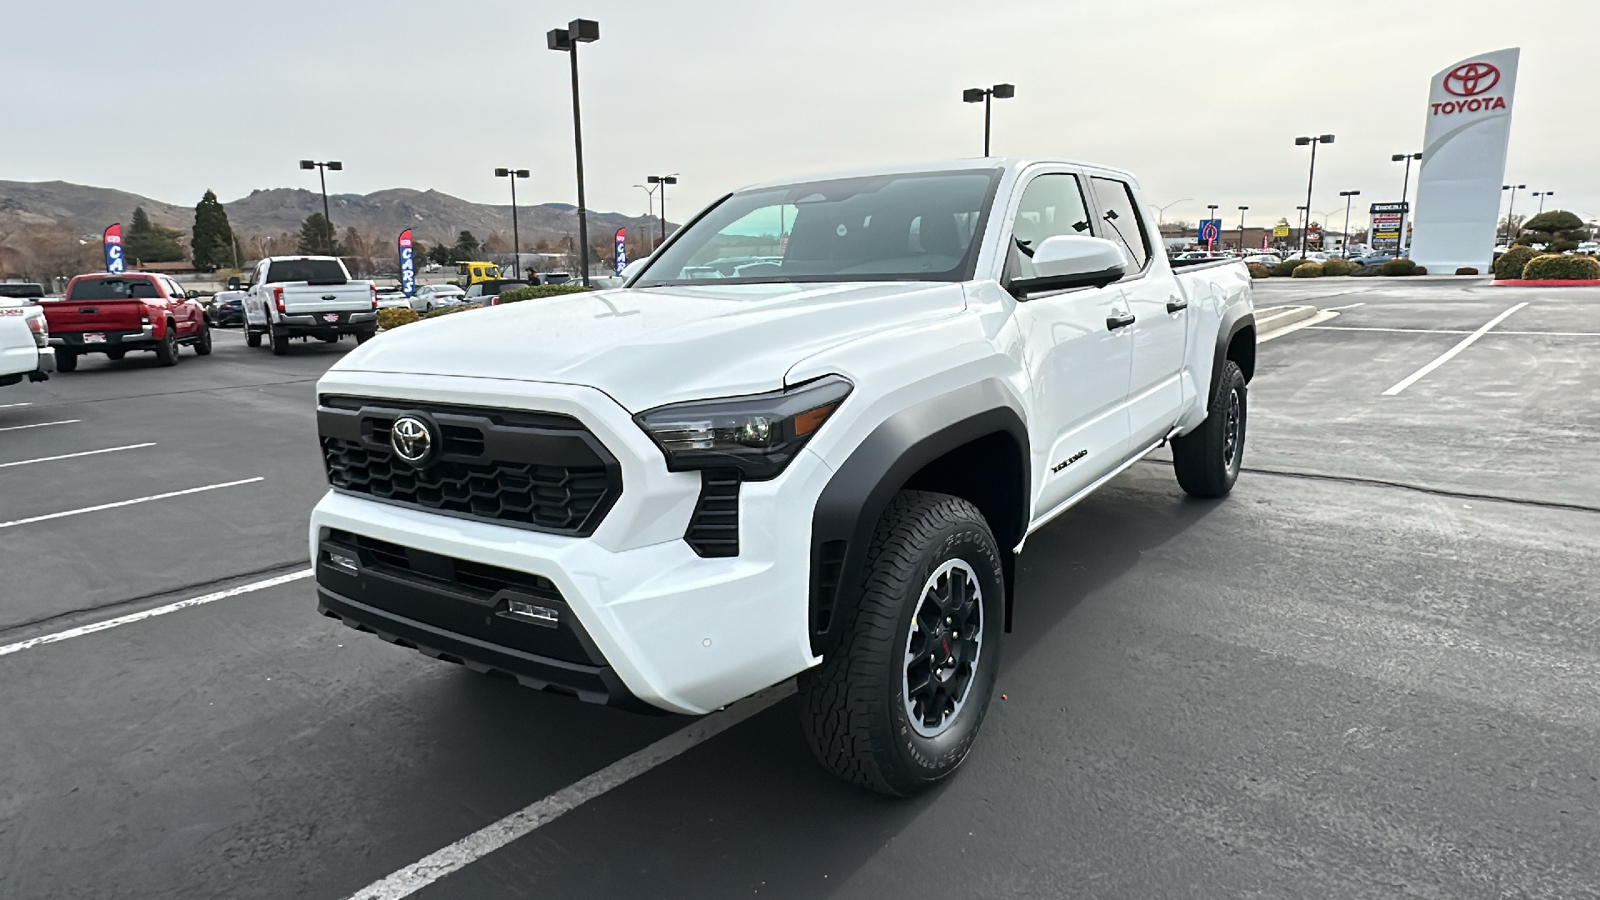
xmin=1106 ymin=313 xmax=1136 ymax=331
xmin=1166 ymin=298 xmax=1188 ymax=313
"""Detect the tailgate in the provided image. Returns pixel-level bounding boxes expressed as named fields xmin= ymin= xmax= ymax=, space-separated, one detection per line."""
xmin=43 ymin=298 xmax=146 ymax=333
xmin=280 ymin=283 xmax=372 ymax=315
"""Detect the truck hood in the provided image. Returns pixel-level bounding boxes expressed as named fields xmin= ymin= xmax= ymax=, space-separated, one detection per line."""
xmin=333 ymin=281 xmax=966 ymax=411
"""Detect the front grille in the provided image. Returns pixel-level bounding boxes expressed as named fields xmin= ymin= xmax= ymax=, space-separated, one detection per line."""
xmin=318 ymin=397 xmax=621 ymax=536
xmin=685 ymin=468 xmax=741 ymax=558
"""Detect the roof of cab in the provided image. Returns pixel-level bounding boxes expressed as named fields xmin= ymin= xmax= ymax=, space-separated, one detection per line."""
xmin=737 ymin=157 xmax=1140 ymax=193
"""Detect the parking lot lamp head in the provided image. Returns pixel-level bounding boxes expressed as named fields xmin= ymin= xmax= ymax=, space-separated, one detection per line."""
xmin=299 ymin=159 xmax=341 ymax=255
xmin=1237 ymin=206 xmax=1249 ymax=251
xmin=962 ymin=84 xmax=1014 ymax=157
xmin=647 ymin=175 xmax=679 ymax=246
xmin=495 ymin=168 xmax=532 ymax=273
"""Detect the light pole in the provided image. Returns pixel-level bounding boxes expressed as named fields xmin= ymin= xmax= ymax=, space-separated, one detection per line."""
xmin=1392 ymin=152 xmax=1422 ymax=254
xmin=1339 ymin=190 xmax=1361 ymax=257
xmin=647 ymin=174 xmax=678 ymax=246
xmin=1154 ymin=198 xmax=1193 ymax=226
xmin=633 ymin=183 xmax=659 ymax=247
xmin=1296 ymin=205 xmax=1309 ymax=248
xmin=1237 ymin=206 xmax=1249 ymax=253
xmin=547 ymin=18 xmax=600 ymax=285
xmin=961 ymin=83 xmax=1015 ymax=157
xmin=1533 ymin=191 xmax=1554 ymax=215
xmin=1294 ymin=134 xmax=1335 ymax=258
xmin=1502 ymin=183 xmax=1526 ymax=245
xmin=299 ymin=159 xmax=343 ymax=255
xmin=1206 ymin=204 xmax=1219 ymax=249
xmin=495 ymin=167 xmax=530 ymax=277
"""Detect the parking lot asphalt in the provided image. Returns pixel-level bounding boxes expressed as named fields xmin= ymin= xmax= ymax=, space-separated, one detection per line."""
xmin=3 ymin=283 xmax=1597 ymax=899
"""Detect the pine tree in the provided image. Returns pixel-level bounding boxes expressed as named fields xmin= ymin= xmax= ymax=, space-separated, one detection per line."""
xmin=297 ymin=213 xmax=339 ymax=255
xmin=124 ymin=205 xmax=184 ymax=264
xmin=190 ymin=190 xmax=235 ymax=272
xmin=454 ymin=230 xmax=481 ymax=259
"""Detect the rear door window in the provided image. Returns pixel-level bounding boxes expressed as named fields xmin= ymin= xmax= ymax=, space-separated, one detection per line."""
xmin=1089 ymin=177 xmax=1152 ymax=273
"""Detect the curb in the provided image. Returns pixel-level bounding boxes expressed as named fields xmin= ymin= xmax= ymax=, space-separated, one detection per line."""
xmin=1491 ymin=279 xmax=1600 ymax=287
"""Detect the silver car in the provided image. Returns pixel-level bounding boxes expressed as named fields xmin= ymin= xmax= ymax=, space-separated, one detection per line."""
xmin=411 ymin=284 xmax=467 ymax=313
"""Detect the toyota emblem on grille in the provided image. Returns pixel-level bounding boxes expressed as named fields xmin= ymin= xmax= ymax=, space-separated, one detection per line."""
xmin=390 ymin=415 xmax=435 ymax=466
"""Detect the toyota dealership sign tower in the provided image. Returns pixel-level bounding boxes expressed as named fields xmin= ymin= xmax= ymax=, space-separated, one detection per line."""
xmin=1408 ymin=48 xmax=1520 ymax=273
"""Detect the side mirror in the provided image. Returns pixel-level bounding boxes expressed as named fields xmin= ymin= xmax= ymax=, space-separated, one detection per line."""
xmin=1008 ymin=235 xmax=1127 ymax=297
xmin=226 ymin=276 xmax=241 ymax=290
xmin=186 ymin=290 xmax=199 ymax=300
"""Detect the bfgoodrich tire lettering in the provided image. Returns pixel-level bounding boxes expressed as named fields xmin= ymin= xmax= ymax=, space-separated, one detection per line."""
xmin=798 ymin=490 xmax=1003 ymax=796
xmin=1172 ymin=359 xmax=1246 ymax=498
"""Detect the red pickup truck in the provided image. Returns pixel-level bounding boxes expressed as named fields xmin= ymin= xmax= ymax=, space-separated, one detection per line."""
xmin=47 ymin=273 xmax=211 ymax=371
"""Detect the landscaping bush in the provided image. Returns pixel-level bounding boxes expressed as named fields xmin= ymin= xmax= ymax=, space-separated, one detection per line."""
xmin=1455 ymin=267 xmax=1480 ymax=276
xmin=1521 ymin=254 xmax=1600 ymax=280
xmin=376 ymin=307 xmax=418 ymax=330
xmin=1291 ymin=263 xmax=1324 ymax=278
xmin=1380 ymin=258 xmax=1418 ymax=277
xmin=1516 ymin=211 xmax=1590 ymax=254
xmin=1351 ymin=264 xmax=1384 ymax=277
xmin=1320 ymin=258 xmax=1357 ymax=276
xmin=423 ymin=303 xmax=476 ymax=319
xmin=496 ymin=283 xmax=593 ymax=305
xmin=1271 ymin=257 xmax=1309 ymax=277
xmin=1246 ymin=263 xmax=1272 ymax=279
xmin=1493 ymin=245 xmax=1539 ymax=280
xmin=1413 ymin=267 xmax=1428 ymax=275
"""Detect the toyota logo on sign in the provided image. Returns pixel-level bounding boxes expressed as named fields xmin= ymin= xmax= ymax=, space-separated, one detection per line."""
xmin=1444 ymin=62 xmax=1500 ymax=97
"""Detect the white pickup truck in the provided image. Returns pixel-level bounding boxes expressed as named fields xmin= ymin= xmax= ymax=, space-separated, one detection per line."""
xmin=308 ymin=159 xmax=1255 ymax=795
xmin=0 ymin=301 xmax=55 ymax=390
xmin=240 ymin=256 xmax=378 ymax=355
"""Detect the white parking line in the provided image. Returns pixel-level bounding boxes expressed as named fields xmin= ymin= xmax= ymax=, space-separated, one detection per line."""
xmin=0 ymin=402 xmax=32 ymax=409
xmin=1259 ymin=309 xmax=1340 ymax=343
xmin=0 ymin=477 xmax=264 ymax=530
xmin=1323 ymin=302 xmax=1367 ymax=311
xmin=0 ymin=569 xmax=312 ymax=659
xmin=0 ymin=419 xmax=80 ymax=433
xmin=0 ymin=443 xmax=157 ymax=469
xmin=343 ymin=681 xmax=798 ymax=900
xmin=1382 ymin=302 xmax=1529 ymax=396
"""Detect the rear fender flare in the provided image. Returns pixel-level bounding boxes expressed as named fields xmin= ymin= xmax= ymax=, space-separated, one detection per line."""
xmin=808 ymin=380 xmax=1029 ymax=658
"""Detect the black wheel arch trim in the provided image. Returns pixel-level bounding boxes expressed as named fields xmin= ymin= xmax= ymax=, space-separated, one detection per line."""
xmin=809 ymin=379 xmax=1029 ymax=659
xmin=1211 ymin=308 xmax=1256 ymax=399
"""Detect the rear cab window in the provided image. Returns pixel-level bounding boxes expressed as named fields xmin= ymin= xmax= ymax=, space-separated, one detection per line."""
xmin=1088 ymin=176 xmax=1153 ymax=275
xmin=263 ymin=260 xmax=349 ymax=285
xmin=66 ymin=276 xmax=160 ymax=300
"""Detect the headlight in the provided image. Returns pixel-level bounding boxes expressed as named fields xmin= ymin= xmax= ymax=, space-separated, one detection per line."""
xmin=634 ymin=375 xmax=852 ymax=480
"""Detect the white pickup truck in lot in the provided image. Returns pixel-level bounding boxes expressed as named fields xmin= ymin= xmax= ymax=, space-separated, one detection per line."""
xmin=308 ymin=159 xmax=1255 ymax=795
xmin=240 ymin=256 xmax=378 ymax=355
xmin=0 ymin=301 xmax=55 ymax=390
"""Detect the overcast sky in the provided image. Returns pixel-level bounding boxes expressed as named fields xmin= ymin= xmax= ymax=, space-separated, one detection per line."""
xmin=9 ymin=0 xmax=1597 ymax=229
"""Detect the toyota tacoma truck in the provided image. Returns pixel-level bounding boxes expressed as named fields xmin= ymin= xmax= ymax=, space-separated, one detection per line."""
xmin=241 ymin=256 xmax=378 ymax=354
xmin=46 ymin=273 xmax=211 ymax=370
xmin=0 ymin=301 xmax=55 ymax=388
xmin=309 ymin=159 xmax=1255 ymax=795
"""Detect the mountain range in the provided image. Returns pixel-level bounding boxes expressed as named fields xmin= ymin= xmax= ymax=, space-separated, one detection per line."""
xmin=0 ymin=180 xmax=661 ymax=250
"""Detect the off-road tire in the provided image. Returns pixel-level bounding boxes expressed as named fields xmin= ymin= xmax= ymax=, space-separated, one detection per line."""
xmin=193 ymin=324 xmax=212 ymax=356
xmin=56 ymin=350 xmax=77 ymax=372
xmin=154 ymin=323 xmax=180 ymax=366
xmin=269 ymin=320 xmax=289 ymax=356
xmin=105 ymin=349 xmax=126 ymax=361
xmin=798 ymin=490 xmax=1004 ymax=796
xmin=246 ymin=328 xmax=262 ymax=348
xmin=1172 ymin=359 xmax=1247 ymax=498
xmin=355 ymin=331 xmax=373 ymax=345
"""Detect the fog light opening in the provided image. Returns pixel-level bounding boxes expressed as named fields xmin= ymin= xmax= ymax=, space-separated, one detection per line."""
xmin=505 ymin=599 xmax=560 ymax=628
xmin=325 ymin=550 xmax=360 ymax=576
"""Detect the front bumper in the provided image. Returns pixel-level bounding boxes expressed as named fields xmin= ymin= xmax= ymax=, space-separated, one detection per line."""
xmin=308 ymin=373 xmax=831 ymax=715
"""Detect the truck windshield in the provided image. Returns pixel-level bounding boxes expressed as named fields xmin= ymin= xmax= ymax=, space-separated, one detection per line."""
xmin=265 ymin=260 xmax=348 ymax=285
xmin=67 ymin=277 xmax=161 ymax=300
xmin=632 ymin=169 xmax=1001 ymax=288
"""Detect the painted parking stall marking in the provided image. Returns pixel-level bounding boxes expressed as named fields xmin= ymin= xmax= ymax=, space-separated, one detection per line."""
xmin=0 ymin=476 xmax=264 ymax=530
xmin=0 ymin=443 xmax=156 ymax=469
xmin=343 ymin=682 xmax=797 ymax=900
xmin=0 ymin=402 xmax=33 ymax=410
xmin=1382 ymin=302 xmax=1529 ymax=396
xmin=0 ymin=568 xmax=313 ymax=659
xmin=0 ymin=419 xmax=80 ymax=433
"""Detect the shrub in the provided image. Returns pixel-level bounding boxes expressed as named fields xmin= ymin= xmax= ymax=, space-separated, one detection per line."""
xmin=376 ymin=307 xmax=418 ymax=330
xmin=1494 ymin=246 xmax=1539 ymax=280
xmin=1351 ymin=264 xmax=1384 ymax=277
xmin=1246 ymin=263 xmax=1272 ymax=279
xmin=423 ymin=303 xmax=477 ymax=319
xmin=1521 ymin=254 xmax=1600 ymax=280
xmin=1271 ymin=257 xmax=1309 ymax=277
xmin=1291 ymin=263 xmax=1324 ymax=278
xmin=1380 ymin=258 xmax=1418 ymax=277
xmin=496 ymin=284 xmax=594 ymax=305
xmin=1455 ymin=267 xmax=1479 ymax=276
xmin=1517 ymin=210 xmax=1590 ymax=253
xmin=1321 ymin=258 xmax=1357 ymax=276
xmin=1413 ymin=267 xmax=1428 ymax=276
